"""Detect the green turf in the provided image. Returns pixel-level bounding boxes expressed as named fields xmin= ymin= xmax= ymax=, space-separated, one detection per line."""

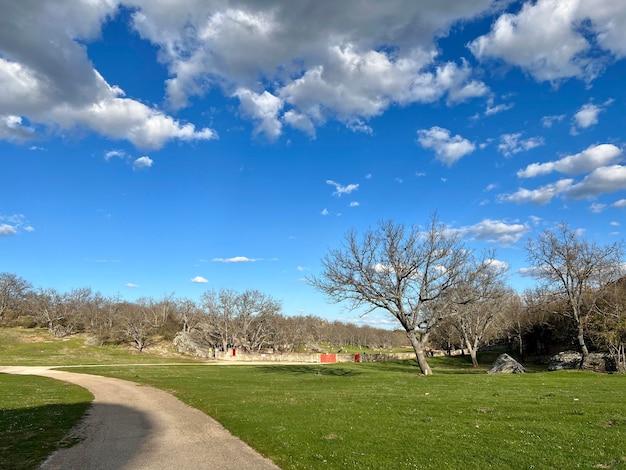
xmin=3 ymin=329 xmax=625 ymax=469
xmin=0 ymin=374 xmax=93 ymax=470
xmin=68 ymin=361 xmax=626 ymax=469
xmin=0 ymin=328 xmax=200 ymax=365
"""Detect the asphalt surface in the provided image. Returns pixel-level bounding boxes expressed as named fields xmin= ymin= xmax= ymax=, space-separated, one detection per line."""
xmin=1 ymin=366 xmax=280 ymax=470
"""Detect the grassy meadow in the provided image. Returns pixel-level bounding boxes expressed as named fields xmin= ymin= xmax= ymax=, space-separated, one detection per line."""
xmin=0 ymin=374 xmax=92 ymax=470
xmin=2 ymin=328 xmax=626 ymax=469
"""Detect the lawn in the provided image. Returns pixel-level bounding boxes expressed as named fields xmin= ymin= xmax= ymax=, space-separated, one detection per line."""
xmin=70 ymin=361 xmax=626 ymax=469
xmin=2 ymin=329 xmax=625 ymax=469
xmin=0 ymin=374 xmax=92 ymax=470
xmin=0 ymin=328 xmax=201 ymax=365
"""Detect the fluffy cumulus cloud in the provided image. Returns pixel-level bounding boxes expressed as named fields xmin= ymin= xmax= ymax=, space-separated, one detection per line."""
xmin=124 ymin=0 xmax=496 ymax=138
xmin=190 ymin=276 xmax=209 ymax=283
xmin=498 ymin=179 xmax=574 ymax=205
xmin=571 ymin=99 xmax=613 ymax=134
xmin=0 ymin=1 xmax=216 ymax=149
xmin=417 ymin=126 xmax=475 ymax=166
xmin=133 ymin=156 xmax=153 ymax=170
xmin=517 ymin=144 xmax=622 ymax=178
xmin=504 ymin=143 xmax=626 ymax=205
xmin=462 ymin=219 xmax=530 ymax=244
xmin=469 ymin=0 xmax=626 ymax=82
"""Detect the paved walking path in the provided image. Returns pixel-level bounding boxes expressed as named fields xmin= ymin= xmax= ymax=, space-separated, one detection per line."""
xmin=1 ymin=366 xmax=279 ymax=470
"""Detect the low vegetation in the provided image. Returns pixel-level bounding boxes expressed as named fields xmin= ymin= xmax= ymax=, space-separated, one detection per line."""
xmin=0 ymin=374 xmax=92 ymax=470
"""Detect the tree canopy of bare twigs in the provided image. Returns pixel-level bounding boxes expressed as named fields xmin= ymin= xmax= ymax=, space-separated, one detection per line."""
xmin=309 ymin=215 xmax=498 ymax=375
xmin=525 ymin=223 xmax=625 ymax=364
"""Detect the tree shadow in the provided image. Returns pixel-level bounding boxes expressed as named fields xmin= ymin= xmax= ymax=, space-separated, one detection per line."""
xmin=1 ymin=402 xmax=153 ymax=470
xmin=257 ymin=365 xmax=361 ymax=377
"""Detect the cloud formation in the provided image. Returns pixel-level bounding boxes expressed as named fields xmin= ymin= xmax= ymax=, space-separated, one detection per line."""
xmin=517 ymin=144 xmax=622 ymax=178
xmin=469 ymin=0 xmax=626 ymax=82
xmin=417 ymin=126 xmax=475 ymax=166
xmin=498 ymin=133 xmax=544 ymax=157
xmin=327 ymin=180 xmax=359 ymax=197
xmin=190 ymin=276 xmax=209 ymax=283
xmin=212 ymin=256 xmax=262 ymax=263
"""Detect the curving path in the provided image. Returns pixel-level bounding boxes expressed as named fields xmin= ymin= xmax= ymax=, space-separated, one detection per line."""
xmin=1 ymin=366 xmax=279 ymax=470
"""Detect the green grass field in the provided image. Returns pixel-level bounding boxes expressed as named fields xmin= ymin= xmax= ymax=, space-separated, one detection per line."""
xmin=0 ymin=374 xmax=92 ymax=470
xmin=2 ymin=328 xmax=626 ymax=469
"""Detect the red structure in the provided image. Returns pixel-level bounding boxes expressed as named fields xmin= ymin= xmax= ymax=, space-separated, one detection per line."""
xmin=320 ymin=353 xmax=337 ymax=363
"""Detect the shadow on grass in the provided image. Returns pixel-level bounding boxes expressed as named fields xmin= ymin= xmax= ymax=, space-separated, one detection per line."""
xmin=258 ymin=365 xmax=362 ymax=376
xmin=1 ymin=402 xmax=153 ymax=470
xmin=0 ymin=402 xmax=91 ymax=470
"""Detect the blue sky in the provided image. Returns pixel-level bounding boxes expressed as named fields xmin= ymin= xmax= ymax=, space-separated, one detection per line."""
xmin=1 ymin=1 xmax=625 ymax=327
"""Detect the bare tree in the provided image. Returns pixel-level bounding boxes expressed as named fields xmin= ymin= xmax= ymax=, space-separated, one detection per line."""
xmin=442 ymin=259 xmax=510 ymax=367
xmin=590 ymin=277 xmax=626 ymax=372
xmin=309 ymin=216 xmax=473 ymax=375
xmin=0 ymin=272 xmax=32 ymax=322
xmin=525 ymin=223 xmax=624 ymax=365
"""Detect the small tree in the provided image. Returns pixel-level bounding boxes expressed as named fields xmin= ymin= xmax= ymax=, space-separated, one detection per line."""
xmin=310 ymin=215 xmax=477 ymax=375
xmin=525 ymin=223 xmax=624 ymax=365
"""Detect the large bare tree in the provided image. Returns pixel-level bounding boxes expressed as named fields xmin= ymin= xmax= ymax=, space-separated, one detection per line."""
xmin=310 ymin=216 xmax=476 ymax=375
xmin=525 ymin=223 xmax=624 ymax=365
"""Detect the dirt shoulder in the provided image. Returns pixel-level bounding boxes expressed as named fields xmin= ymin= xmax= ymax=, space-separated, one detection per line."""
xmin=1 ymin=366 xmax=279 ymax=470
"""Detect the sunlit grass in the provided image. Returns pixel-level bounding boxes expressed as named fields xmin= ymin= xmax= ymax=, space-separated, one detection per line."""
xmin=0 ymin=328 xmax=201 ymax=365
xmin=71 ymin=362 xmax=626 ymax=469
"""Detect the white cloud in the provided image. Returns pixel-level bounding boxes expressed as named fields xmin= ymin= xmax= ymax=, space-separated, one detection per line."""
xmin=326 ymin=180 xmax=359 ymax=197
xmin=0 ymin=224 xmax=17 ymax=236
xmin=126 ymin=283 xmax=140 ymax=288
xmin=212 ymin=256 xmax=262 ymax=263
xmin=0 ymin=214 xmax=33 ymax=236
xmin=126 ymin=1 xmax=494 ymax=134
xmin=234 ymin=88 xmax=283 ymax=140
xmin=570 ymin=99 xmax=613 ymax=134
xmin=590 ymin=203 xmax=606 ymax=213
xmin=498 ymin=133 xmax=544 ymax=157
xmin=417 ymin=126 xmax=475 ymax=166
xmin=297 ymin=266 xmax=306 ymax=272
xmin=498 ymin=179 xmax=574 ymax=205
xmin=321 ymin=208 xmax=329 ymax=216
xmin=541 ymin=114 xmax=566 ymax=128
xmin=469 ymin=0 xmax=626 ymax=82
xmin=105 ymin=149 xmax=126 ymax=160
xmin=612 ymin=199 xmax=626 ymax=208
xmin=565 ymin=165 xmax=626 ymax=199
xmin=517 ymin=144 xmax=622 ymax=178
xmin=610 ymin=221 xmax=620 ymax=227
xmin=349 ymin=201 xmax=360 ymax=207
xmin=463 ymin=219 xmax=530 ymax=244
xmin=133 ymin=156 xmax=153 ymax=170
xmin=0 ymin=115 xmax=36 ymax=142
xmin=573 ymin=103 xmax=602 ymax=129
xmin=190 ymin=276 xmax=209 ymax=283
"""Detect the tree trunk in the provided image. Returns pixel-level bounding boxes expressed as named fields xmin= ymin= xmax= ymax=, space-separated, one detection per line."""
xmin=467 ymin=344 xmax=479 ymax=367
xmin=577 ymin=323 xmax=589 ymax=367
xmin=406 ymin=329 xmax=432 ymax=375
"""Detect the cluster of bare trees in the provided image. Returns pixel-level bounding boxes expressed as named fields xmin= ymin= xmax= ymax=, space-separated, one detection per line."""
xmin=311 ymin=215 xmax=626 ymax=374
xmin=0 ymin=276 xmax=405 ymax=353
xmin=2 ymin=217 xmax=625 ymax=372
